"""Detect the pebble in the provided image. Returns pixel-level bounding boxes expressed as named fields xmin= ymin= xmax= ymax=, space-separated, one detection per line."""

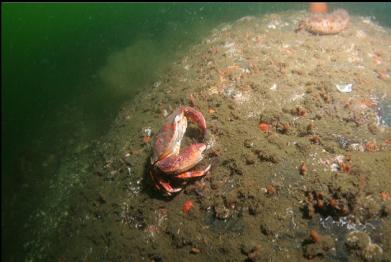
xmin=191 ymin=247 xmax=200 ymax=254
xmin=245 ymin=154 xmax=256 ymax=165
xmin=336 ymin=83 xmax=353 ymax=93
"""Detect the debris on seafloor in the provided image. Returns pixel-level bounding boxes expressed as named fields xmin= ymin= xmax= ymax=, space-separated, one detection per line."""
xmin=162 ymin=109 xmax=169 ymax=117
xmin=241 ymin=243 xmax=262 ymax=262
xmin=270 ymin=83 xmax=278 ymax=91
xmin=345 ymin=231 xmax=383 ymax=261
xmin=223 ymin=85 xmax=249 ymax=104
xmin=303 ymin=228 xmax=335 ymax=259
xmin=144 ymin=127 xmax=152 ymax=137
xmin=348 ymin=143 xmax=365 ymax=152
xmin=329 ymin=155 xmax=352 ymax=173
xmin=265 ymin=184 xmax=277 ymax=195
xmin=377 ymin=98 xmax=391 ymax=126
xmin=336 ymin=83 xmax=353 ymax=93
xmin=191 ymin=247 xmax=201 ymax=254
xmin=143 ymin=127 xmax=153 ymax=143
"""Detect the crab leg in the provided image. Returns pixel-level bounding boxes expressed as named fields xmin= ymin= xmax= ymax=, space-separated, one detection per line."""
xmin=150 ymin=171 xmax=183 ymax=195
xmin=174 ymin=164 xmax=211 ymax=179
xmin=155 ymin=143 xmax=207 ymax=174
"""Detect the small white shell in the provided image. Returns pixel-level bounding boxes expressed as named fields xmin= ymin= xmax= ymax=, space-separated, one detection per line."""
xmin=336 ymin=83 xmax=353 ymax=93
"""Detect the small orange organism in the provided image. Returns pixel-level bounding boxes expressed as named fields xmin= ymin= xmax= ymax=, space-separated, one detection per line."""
xmin=208 ymin=107 xmax=216 ymax=114
xmin=309 ymin=135 xmax=321 ymax=145
xmin=365 ymin=140 xmax=379 ymax=152
xmin=259 ymin=122 xmax=270 ymax=133
xmin=310 ymin=229 xmax=321 ymax=243
xmin=309 ymin=2 xmax=328 ymax=14
xmin=359 ymin=98 xmax=377 ymax=109
xmin=339 ymin=161 xmax=351 ymax=174
xmin=299 ymin=161 xmax=308 ymax=176
xmin=143 ymin=135 xmax=151 ymax=144
xmin=266 ymin=184 xmax=277 ymax=195
xmin=295 ymin=106 xmax=307 ymax=116
xmin=380 ymin=192 xmax=390 ymax=201
xmin=183 ymin=200 xmax=193 ymax=214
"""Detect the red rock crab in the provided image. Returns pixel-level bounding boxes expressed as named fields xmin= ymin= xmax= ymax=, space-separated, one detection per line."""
xmin=150 ymin=106 xmax=211 ymax=196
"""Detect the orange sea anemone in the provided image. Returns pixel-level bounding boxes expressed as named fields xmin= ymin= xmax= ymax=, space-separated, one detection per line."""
xmin=309 ymin=2 xmax=328 ymax=14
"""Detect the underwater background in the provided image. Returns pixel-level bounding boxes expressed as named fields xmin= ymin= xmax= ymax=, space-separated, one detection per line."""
xmin=2 ymin=3 xmax=391 ymax=261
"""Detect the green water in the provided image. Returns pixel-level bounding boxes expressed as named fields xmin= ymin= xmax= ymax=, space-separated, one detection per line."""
xmin=2 ymin=3 xmax=391 ymax=261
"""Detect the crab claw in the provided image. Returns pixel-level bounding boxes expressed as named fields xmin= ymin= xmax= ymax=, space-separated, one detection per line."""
xmin=181 ymin=106 xmax=207 ymax=133
xmin=155 ymin=143 xmax=207 ymax=174
xmin=174 ymin=164 xmax=211 ymax=179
